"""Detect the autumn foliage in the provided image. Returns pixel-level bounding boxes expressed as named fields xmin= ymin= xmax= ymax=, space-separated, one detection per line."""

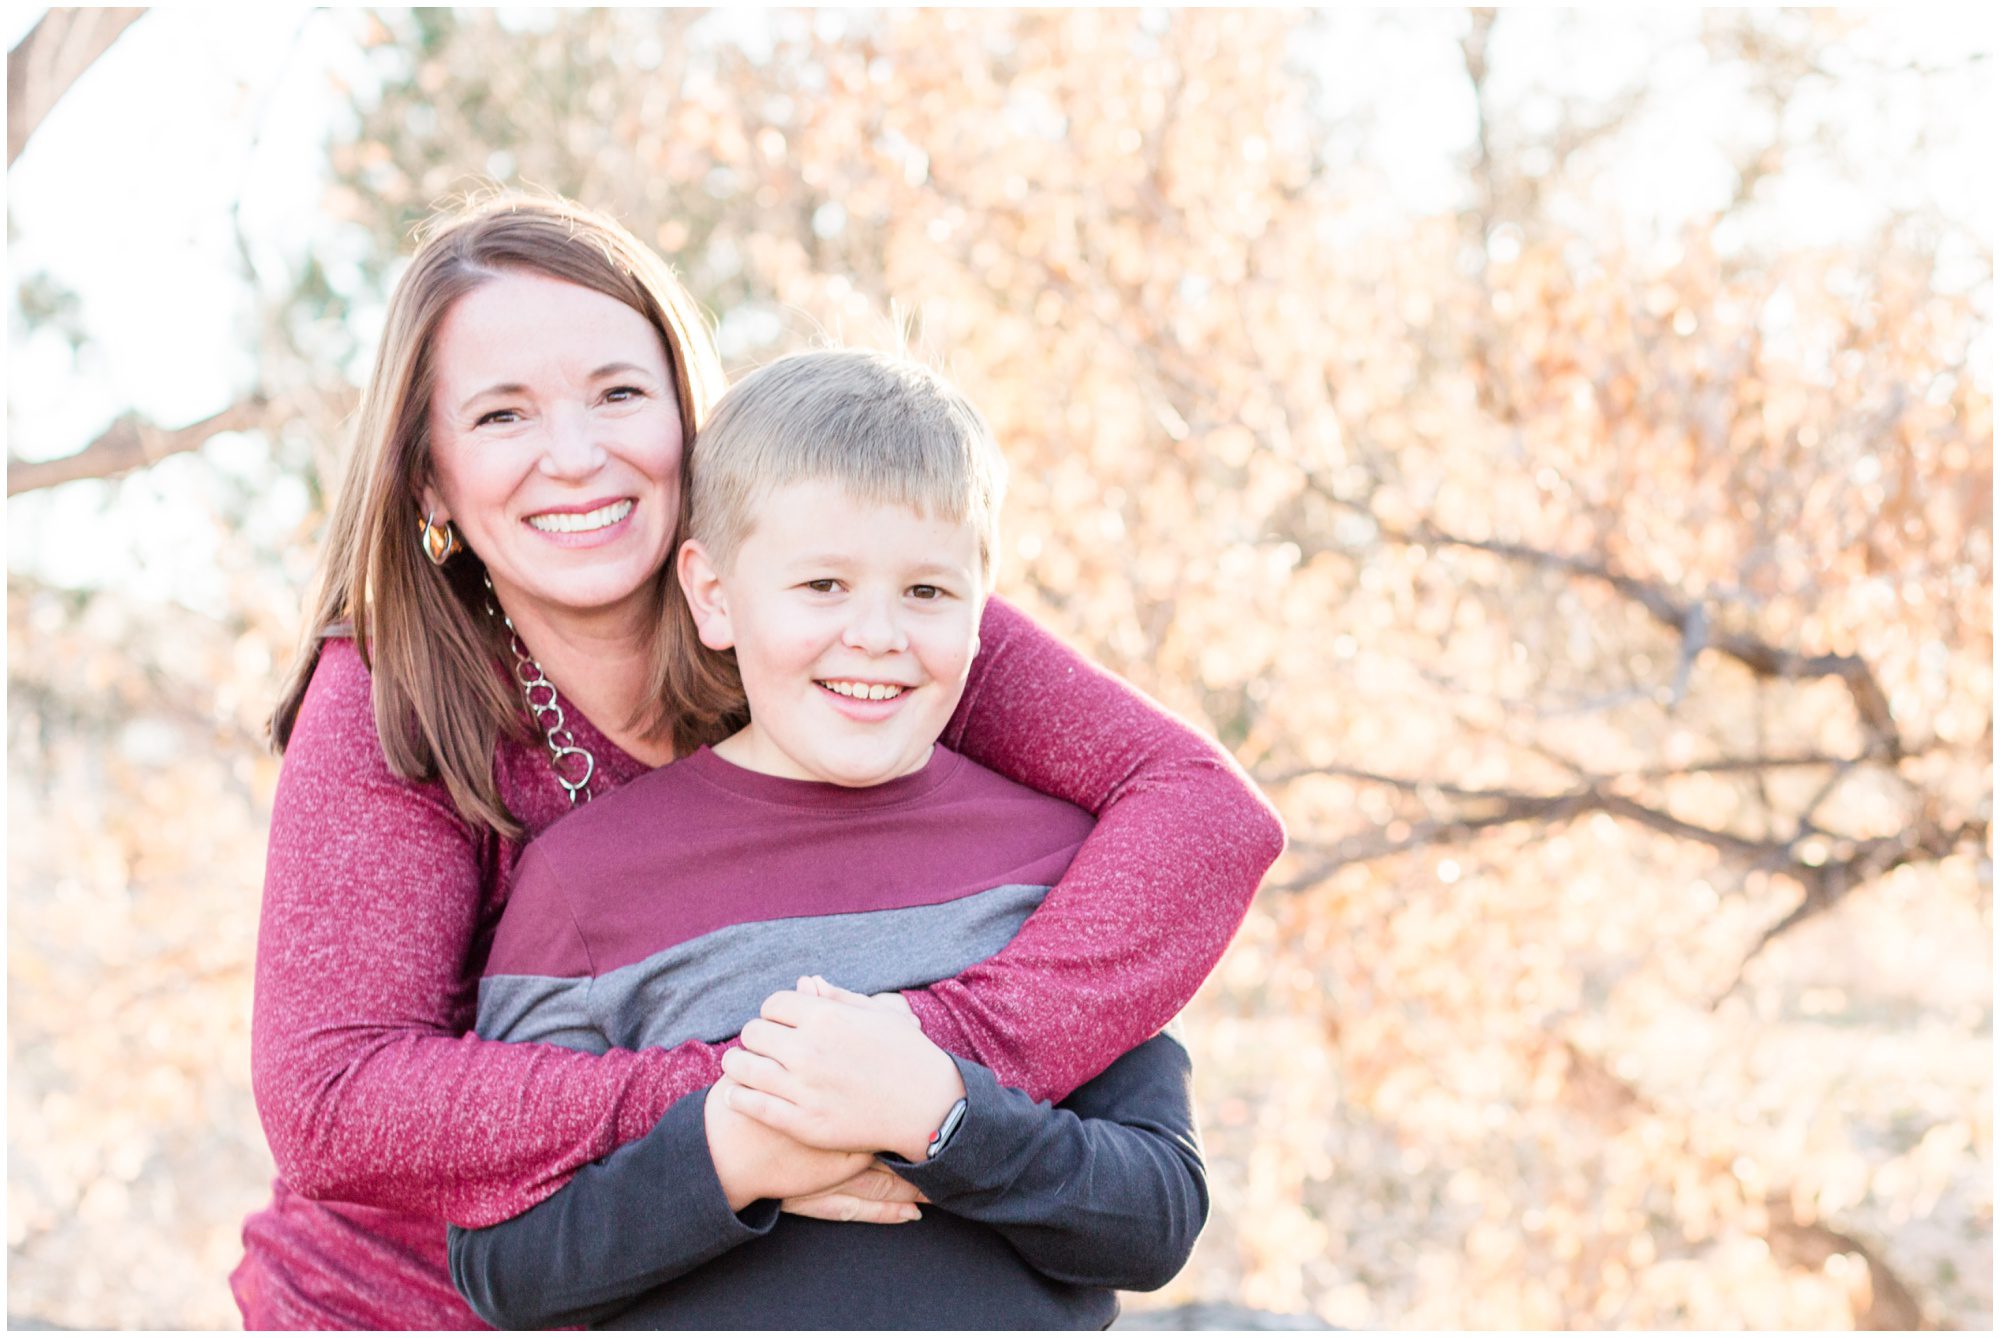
xmin=7 ymin=8 xmax=1989 ymax=1329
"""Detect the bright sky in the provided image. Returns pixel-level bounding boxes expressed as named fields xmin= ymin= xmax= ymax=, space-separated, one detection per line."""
xmin=5 ymin=6 xmax=1993 ymax=618
xmin=6 ymin=6 xmax=352 ymax=613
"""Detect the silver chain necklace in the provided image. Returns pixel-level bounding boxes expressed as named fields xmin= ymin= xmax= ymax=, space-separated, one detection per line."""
xmin=484 ymin=575 xmax=595 ymax=806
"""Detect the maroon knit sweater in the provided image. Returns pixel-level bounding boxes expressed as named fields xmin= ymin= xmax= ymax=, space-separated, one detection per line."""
xmin=232 ymin=596 xmax=1283 ymax=1329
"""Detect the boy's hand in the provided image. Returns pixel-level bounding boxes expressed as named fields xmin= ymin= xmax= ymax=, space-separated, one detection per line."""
xmin=793 ymin=975 xmax=919 ymax=1019
xmin=702 ymin=1076 xmax=874 ymax=1211
xmin=721 ymin=977 xmax=967 ymax=1161
xmin=781 ymin=1165 xmax=928 ymax=1225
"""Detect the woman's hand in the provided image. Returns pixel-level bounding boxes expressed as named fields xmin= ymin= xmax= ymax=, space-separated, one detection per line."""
xmin=702 ymin=1076 xmax=873 ymax=1211
xmin=781 ymin=1164 xmax=927 ymax=1225
xmin=721 ymin=977 xmax=967 ymax=1161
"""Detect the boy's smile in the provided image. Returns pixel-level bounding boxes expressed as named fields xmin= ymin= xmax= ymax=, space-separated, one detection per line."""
xmin=819 ymin=679 xmax=910 ymax=702
xmin=679 ymin=477 xmax=987 ymax=787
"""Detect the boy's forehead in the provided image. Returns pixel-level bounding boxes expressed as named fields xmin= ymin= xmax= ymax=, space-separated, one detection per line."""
xmin=751 ymin=476 xmax=970 ymax=530
xmin=738 ymin=479 xmax=987 ymax=567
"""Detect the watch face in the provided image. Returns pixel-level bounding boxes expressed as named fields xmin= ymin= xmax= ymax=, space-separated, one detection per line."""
xmin=927 ymin=1096 xmax=970 ymax=1158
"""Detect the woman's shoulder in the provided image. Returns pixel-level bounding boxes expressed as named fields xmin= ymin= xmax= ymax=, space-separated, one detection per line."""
xmin=289 ymin=636 xmax=377 ymax=743
xmin=282 ymin=636 xmax=409 ymax=789
xmin=302 ymin=633 xmax=372 ymax=700
xmin=277 ymin=634 xmax=483 ymax=837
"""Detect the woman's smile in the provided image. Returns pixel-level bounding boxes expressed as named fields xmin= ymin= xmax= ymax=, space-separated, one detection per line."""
xmin=524 ymin=497 xmax=637 ymax=541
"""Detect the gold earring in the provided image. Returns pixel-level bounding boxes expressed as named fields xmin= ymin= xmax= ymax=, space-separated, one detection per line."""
xmin=420 ymin=510 xmax=461 ymax=566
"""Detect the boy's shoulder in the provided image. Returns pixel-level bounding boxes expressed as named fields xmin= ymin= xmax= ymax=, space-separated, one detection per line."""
xmin=524 ymin=746 xmax=725 ymax=860
xmin=932 ymin=747 xmax=1095 ymax=833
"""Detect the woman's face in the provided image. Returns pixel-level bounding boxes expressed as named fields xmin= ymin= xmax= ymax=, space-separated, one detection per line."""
xmin=421 ymin=269 xmax=684 ymax=640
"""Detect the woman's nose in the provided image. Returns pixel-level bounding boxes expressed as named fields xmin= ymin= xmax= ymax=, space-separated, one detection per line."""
xmin=538 ymin=404 xmax=607 ymax=478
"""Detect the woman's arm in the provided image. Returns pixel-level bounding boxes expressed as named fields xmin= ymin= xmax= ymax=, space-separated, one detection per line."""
xmin=250 ymin=640 xmax=727 ymax=1228
xmin=913 ymin=595 xmax=1284 ymax=1101
xmin=890 ymin=1032 xmax=1208 ymax=1291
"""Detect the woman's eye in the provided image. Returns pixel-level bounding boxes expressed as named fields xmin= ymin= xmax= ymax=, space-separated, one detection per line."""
xmin=475 ymin=408 xmax=522 ymax=427
xmin=603 ymin=385 xmax=645 ymax=404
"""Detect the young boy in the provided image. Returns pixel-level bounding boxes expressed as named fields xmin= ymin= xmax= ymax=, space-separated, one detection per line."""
xmin=448 ymin=350 xmax=1207 ymax=1329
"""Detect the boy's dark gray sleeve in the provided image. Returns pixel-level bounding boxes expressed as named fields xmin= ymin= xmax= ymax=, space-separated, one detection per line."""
xmin=887 ymin=1031 xmax=1208 ymax=1291
xmin=447 ymin=1088 xmax=778 ymax=1330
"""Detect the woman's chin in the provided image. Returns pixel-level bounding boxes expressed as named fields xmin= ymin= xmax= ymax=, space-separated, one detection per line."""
xmin=490 ymin=564 xmax=666 ymax=630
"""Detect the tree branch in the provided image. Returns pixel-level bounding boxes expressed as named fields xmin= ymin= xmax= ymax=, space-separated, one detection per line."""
xmin=8 ymin=7 xmax=147 ymax=165
xmin=7 ymin=396 xmax=272 ymax=496
xmin=1302 ymin=475 xmax=1910 ymax=761
xmin=1271 ymin=791 xmax=1586 ymax=894
xmin=1714 ymin=817 xmax=1989 ymax=1002
xmin=1457 ymin=8 xmax=1499 ymax=230
xmin=1267 ymin=764 xmax=1982 ymax=941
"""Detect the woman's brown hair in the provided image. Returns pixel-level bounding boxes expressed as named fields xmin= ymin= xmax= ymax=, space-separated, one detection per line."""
xmin=269 ymin=190 xmax=730 ymax=836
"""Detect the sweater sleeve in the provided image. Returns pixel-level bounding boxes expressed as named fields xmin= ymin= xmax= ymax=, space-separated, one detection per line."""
xmin=447 ymin=1089 xmax=778 ymax=1330
xmin=888 ymin=1033 xmax=1207 ymax=1291
xmin=249 ymin=640 xmax=727 ymax=1228
xmin=910 ymin=596 xmax=1285 ymax=1101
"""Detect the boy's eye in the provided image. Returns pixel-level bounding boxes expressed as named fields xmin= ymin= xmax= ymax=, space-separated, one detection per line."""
xmin=804 ymin=578 xmax=840 ymax=593
xmin=908 ymin=584 xmax=945 ymax=600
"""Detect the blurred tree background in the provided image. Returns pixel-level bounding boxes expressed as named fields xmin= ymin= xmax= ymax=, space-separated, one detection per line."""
xmin=7 ymin=7 xmax=1991 ymax=1329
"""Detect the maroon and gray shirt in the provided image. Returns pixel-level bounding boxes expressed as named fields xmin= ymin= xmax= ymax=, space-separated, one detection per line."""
xmin=452 ymin=744 xmax=1206 ymax=1329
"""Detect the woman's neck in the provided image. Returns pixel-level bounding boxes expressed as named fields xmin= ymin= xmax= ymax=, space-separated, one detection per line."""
xmin=500 ymin=598 xmax=674 ymax=768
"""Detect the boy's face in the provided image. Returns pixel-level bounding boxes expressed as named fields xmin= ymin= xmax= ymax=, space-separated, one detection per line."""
xmin=679 ymin=477 xmax=986 ymax=787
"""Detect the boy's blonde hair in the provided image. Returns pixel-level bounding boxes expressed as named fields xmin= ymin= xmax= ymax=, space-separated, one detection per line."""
xmin=685 ymin=349 xmax=1007 ymax=583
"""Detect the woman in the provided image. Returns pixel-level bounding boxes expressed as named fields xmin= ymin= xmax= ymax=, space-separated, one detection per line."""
xmin=231 ymin=192 xmax=1283 ymax=1329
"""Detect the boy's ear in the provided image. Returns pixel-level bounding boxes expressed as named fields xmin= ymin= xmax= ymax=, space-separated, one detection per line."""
xmin=676 ymin=539 xmax=737 ymax=651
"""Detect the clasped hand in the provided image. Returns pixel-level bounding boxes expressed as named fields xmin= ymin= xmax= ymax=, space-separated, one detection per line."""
xmin=705 ymin=977 xmax=966 ymax=1226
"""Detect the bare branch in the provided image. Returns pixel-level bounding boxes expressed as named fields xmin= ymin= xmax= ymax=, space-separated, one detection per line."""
xmin=1627 ymin=752 xmax=1858 ymax=779
xmin=1265 ymin=751 xmax=1874 ymax=790
xmin=1259 ymin=762 xmax=1546 ymax=799
xmin=8 ymin=8 xmax=147 ymax=165
xmin=1714 ymin=818 xmax=1989 ymax=1002
xmin=8 ymin=397 xmax=272 ymax=496
xmin=1272 ymin=789 xmax=1585 ymax=893
xmin=1268 ymin=762 xmax=1982 ymax=950
xmin=1592 ymin=790 xmax=1775 ymax=861
xmin=1457 ymin=8 xmax=1499 ymax=229
xmin=1306 ymin=486 xmax=1910 ymax=761
xmin=1273 ymin=780 xmax=1780 ymax=892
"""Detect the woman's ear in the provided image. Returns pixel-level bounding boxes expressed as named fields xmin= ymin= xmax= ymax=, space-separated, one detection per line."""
xmin=417 ymin=481 xmax=447 ymax=527
xmin=676 ymin=540 xmax=736 ymax=651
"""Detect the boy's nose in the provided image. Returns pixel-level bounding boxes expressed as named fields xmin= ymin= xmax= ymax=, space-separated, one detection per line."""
xmin=843 ymin=596 xmax=908 ymax=655
xmin=538 ymin=405 xmax=608 ymax=478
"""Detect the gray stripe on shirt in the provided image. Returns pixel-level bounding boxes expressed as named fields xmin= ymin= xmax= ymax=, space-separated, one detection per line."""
xmin=477 ymin=882 xmax=1051 ymax=1053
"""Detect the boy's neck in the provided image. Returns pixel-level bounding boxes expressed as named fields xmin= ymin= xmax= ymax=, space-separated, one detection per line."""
xmin=712 ymin=724 xmax=936 ymax=787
